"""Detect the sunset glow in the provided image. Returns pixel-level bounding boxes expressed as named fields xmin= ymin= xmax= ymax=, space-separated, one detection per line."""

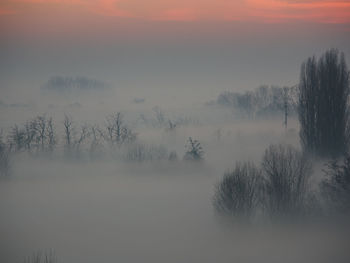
xmin=0 ymin=0 xmax=349 ymax=23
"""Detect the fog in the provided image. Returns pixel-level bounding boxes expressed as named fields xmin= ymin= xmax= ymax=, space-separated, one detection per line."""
xmin=1 ymin=112 xmax=349 ymax=262
xmin=1 ymin=10 xmax=350 ymax=263
xmin=1 ymin=153 xmax=349 ymax=263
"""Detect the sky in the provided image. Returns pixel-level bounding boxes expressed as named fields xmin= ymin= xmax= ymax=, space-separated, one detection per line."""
xmin=0 ymin=0 xmax=349 ymax=111
xmin=1 ymin=0 xmax=350 ymax=23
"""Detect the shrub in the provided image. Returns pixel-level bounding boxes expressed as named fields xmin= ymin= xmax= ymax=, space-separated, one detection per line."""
xmin=183 ymin=137 xmax=204 ymax=161
xmin=213 ymin=162 xmax=262 ymax=220
xmin=261 ymin=144 xmax=312 ymax=218
xmin=321 ymin=153 xmax=350 ymax=214
xmin=23 ymin=250 xmax=57 ymax=263
xmin=0 ymin=136 xmax=10 ymax=176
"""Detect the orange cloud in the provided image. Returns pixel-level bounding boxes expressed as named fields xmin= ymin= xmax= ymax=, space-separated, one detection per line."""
xmin=154 ymin=8 xmax=197 ymax=21
xmin=0 ymin=7 xmax=16 ymax=15
xmin=91 ymin=0 xmax=132 ymax=17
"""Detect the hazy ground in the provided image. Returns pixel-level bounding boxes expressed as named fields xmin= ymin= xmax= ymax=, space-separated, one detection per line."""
xmin=1 ymin=156 xmax=349 ymax=263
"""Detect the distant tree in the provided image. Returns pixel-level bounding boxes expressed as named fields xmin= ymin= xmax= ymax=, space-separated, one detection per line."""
xmin=299 ymin=49 xmax=350 ymax=157
xmin=63 ymin=114 xmax=74 ymax=154
xmin=88 ymin=124 xmax=104 ymax=160
xmin=261 ymin=144 xmax=312 ymax=218
xmin=213 ymin=162 xmax=262 ymax=220
xmin=216 ymin=85 xmax=298 ymax=119
xmin=166 ymin=120 xmax=176 ymax=132
xmin=24 ymin=250 xmax=57 ymax=263
xmin=0 ymin=131 xmax=10 ymax=176
xmin=7 ymin=115 xmax=56 ymax=154
xmin=183 ymin=137 xmax=204 ymax=161
xmin=46 ymin=117 xmax=56 ymax=153
xmin=63 ymin=115 xmax=90 ymax=159
xmin=8 ymin=125 xmax=26 ymax=152
xmin=104 ymin=112 xmax=136 ymax=147
xmin=168 ymin=151 xmax=178 ymax=161
xmin=123 ymin=143 xmax=168 ymax=162
xmin=282 ymin=86 xmax=298 ymax=129
xmin=43 ymin=75 xmax=105 ymax=92
xmin=24 ymin=121 xmax=36 ymax=151
xmin=152 ymin=106 xmax=165 ymax=126
xmin=73 ymin=125 xmax=89 ymax=158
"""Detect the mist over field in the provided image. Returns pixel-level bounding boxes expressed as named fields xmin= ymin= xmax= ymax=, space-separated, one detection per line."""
xmin=1 ymin=1 xmax=350 ymax=262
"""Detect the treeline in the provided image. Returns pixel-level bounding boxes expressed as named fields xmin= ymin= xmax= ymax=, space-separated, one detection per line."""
xmin=0 ymin=113 xmax=205 ymax=175
xmin=299 ymin=49 xmax=349 ymax=157
xmin=42 ymin=76 xmax=107 ymax=92
xmin=214 ymin=144 xmax=314 ymax=221
xmin=214 ymin=48 xmax=350 ymax=221
xmin=214 ymin=143 xmax=350 ymax=221
xmin=214 ymin=85 xmax=298 ymax=119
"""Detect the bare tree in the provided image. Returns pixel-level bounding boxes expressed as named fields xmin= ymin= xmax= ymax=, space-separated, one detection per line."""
xmin=63 ymin=114 xmax=74 ymax=154
xmin=46 ymin=117 xmax=56 ymax=153
xmin=35 ymin=115 xmax=47 ymax=151
xmin=213 ymin=162 xmax=262 ymax=220
xmin=183 ymin=137 xmax=204 ymax=161
xmin=152 ymin=106 xmax=165 ymax=126
xmin=88 ymin=124 xmax=103 ymax=160
xmin=24 ymin=250 xmax=57 ymax=263
xmin=73 ymin=125 xmax=89 ymax=158
xmin=104 ymin=112 xmax=136 ymax=147
xmin=9 ymin=115 xmax=57 ymax=154
xmin=24 ymin=121 xmax=37 ymax=152
xmin=0 ymin=131 xmax=10 ymax=176
xmin=8 ymin=125 xmax=26 ymax=152
xmin=299 ymin=49 xmax=349 ymax=157
xmin=282 ymin=86 xmax=297 ymax=129
xmin=123 ymin=143 xmax=168 ymax=162
xmin=261 ymin=144 xmax=312 ymax=218
xmin=165 ymin=120 xmax=176 ymax=132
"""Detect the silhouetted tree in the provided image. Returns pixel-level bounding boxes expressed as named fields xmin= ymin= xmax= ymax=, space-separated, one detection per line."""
xmin=168 ymin=151 xmax=178 ymax=161
xmin=63 ymin=114 xmax=74 ymax=154
xmin=88 ymin=125 xmax=104 ymax=160
xmin=321 ymin=153 xmax=350 ymax=214
xmin=73 ymin=125 xmax=89 ymax=158
xmin=7 ymin=115 xmax=56 ymax=154
xmin=24 ymin=250 xmax=57 ymax=263
xmin=183 ymin=137 xmax=204 ymax=161
xmin=166 ymin=120 xmax=176 ymax=132
xmin=213 ymin=162 xmax=262 ymax=220
xmin=261 ymin=144 xmax=312 ymax=218
xmin=152 ymin=106 xmax=165 ymax=126
xmin=0 ymin=131 xmax=10 ymax=176
xmin=216 ymin=85 xmax=298 ymax=119
xmin=283 ymin=86 xmax=298 ymax=129
xmin=46 ymin=117 xmax=56 ymax=153
xmin=104 ymin=112 xmax=136 ymax=147
xmin=299 ymin=49 xmax=349 ymax=157
xmin=35 ymin=115 xmax=47 ymax=151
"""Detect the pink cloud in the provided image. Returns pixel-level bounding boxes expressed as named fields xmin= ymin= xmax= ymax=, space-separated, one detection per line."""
xmin=153 ymin=8 xmax=197 ymax=21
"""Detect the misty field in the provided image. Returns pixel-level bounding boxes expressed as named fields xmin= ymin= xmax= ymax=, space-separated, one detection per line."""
xmin=0 ymin=115 xmax=349 ymax=263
